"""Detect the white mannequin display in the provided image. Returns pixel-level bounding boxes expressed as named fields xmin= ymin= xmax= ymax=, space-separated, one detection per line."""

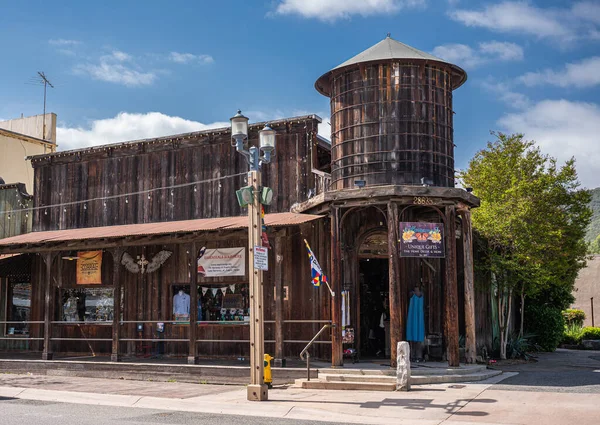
xmin=173 ymin=289 xmax=190 ymax=315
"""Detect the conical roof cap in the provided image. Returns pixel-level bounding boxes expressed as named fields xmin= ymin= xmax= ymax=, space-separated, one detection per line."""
xmin=315 ymin=35 xmax=467 ymax=96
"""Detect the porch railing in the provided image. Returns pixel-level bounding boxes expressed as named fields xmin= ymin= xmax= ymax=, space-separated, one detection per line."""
xmin=300 ymin=322 xmax=334 ymax=381
xmin=311 ymin=169 xmax=331 ymax=196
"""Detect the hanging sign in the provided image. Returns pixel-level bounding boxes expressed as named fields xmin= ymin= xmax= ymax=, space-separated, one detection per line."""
xmin=76 ymin=251 xmax=103 ymax=284
xmin=197 ymin=247 xmax=245 ymax=277
xmin=399 ymin=222 xmax=445 ymax=258
xmin=253 ymin=246 xmax=269 ymax=271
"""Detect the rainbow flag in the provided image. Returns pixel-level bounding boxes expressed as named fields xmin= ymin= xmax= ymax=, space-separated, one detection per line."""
xmin=304 ymin=239 xmax=328 ymax=288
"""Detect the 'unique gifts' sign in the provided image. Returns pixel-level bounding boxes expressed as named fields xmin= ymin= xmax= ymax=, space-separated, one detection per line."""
xmin=77 ymin=251 xmax=103 ymax=284
xmin=399 ymin=222 xmax=445 ymax=258
xmin=197 ymin=247 xmax=245 ymax=277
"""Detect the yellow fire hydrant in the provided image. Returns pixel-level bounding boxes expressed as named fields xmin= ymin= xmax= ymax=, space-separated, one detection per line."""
xmin=264 ymin=353 xmax=273 ymax=388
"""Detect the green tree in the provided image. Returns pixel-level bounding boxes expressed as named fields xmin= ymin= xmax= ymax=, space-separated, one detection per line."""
xmin=589 ymin=234 xmax=600 ymax=254
xmin=460 ymin=133 xmax=591 ymax=358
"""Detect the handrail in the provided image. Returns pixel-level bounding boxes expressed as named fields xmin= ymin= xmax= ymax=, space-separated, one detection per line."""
xmin=299 ymin=323 xmax=334 ymax=381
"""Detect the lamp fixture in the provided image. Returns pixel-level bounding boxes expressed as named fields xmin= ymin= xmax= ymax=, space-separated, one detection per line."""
xmin=62 ymin=251 xmax=80 ymax=261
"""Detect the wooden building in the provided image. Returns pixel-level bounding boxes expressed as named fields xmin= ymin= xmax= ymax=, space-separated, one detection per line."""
xmin=0 ymin=36 xmax=483 ymax=368
xmin=0 ymin=116 xmax=334 ymax=363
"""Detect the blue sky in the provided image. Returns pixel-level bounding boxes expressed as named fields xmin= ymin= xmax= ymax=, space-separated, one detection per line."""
xmin=1 ymin=0 xmax=599 ymax=187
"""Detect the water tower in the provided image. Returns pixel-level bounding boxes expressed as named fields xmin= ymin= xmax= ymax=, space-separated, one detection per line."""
xmin=315 ymin=35 xmax=466 ymax=190
xmin=304 ymin=36 xmax=479 ymax=369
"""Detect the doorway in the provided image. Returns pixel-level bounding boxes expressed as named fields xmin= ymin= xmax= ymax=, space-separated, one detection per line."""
xmin=359 ymin=258 xmax=389 ymax=358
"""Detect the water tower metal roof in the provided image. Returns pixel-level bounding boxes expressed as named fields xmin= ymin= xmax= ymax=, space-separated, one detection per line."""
xmin=315 ymin=35 xmax=467 ymax=96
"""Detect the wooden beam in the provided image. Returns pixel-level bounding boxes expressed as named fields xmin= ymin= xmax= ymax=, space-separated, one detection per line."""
xmin=188 ymin=241 xmax=198 ymax=364
xmin=274 ymin=235 xmax=285 ymax=367
xmin=330 ymin=206 xmax=343 ymax=367
xmin=460 ymin=209 xmax=477 ymax=364
xmin=387 ymin=202 xmax=402 ymax=368
xmin=111 ymin=248 xmax=124 ymax=362
xmin=444 ymin=206 xmax=460 ymax=367
xmin=42 ymin=252 xmax=55 ymax=360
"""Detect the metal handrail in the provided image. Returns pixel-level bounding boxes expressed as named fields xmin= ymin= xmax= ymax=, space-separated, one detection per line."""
xmin=299 ymin=323 xmax=334 ymax=381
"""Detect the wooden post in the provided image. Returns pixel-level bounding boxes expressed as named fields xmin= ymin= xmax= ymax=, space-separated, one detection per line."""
xmin=247 ymin=169 xmax=268 ymax=401
xmin=330 ymin=206 xmax=343 ymax=367
xmin=460 ymin=209 xmax=477 ymax=364
xmin=188 ymin=242 xmax=199 ymax=365
xmin=111 ymin=248 xmax=124 ymax=362
xmin=42 ymin=252 xmax=54 ymax=360
xmin=274 ymin=234 xmax=285 ymax=367
xmin=444 ymin=206 xmax=460 ymax=367
xmin=387 ymin=202 xmax=402 ymax=368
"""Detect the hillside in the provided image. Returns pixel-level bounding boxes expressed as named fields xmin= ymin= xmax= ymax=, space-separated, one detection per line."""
xmin=586 ymin=188 xmax=600 ymax=242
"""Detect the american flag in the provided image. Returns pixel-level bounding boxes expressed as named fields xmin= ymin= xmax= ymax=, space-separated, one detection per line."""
xmin=303 ymin=239 xmax=328 ymax=287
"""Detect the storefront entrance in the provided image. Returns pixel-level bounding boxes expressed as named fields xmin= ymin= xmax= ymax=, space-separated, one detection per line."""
xmin=358 ymin=258 xmax=389 ymax=358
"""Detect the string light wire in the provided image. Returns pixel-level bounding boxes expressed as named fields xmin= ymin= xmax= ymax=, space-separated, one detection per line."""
xmin=1 ymin=172 xmax=247 ymax=217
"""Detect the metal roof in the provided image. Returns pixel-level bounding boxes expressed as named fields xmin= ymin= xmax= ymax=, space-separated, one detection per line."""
xmin=315 ymin=35 xmax=467 ymax=96
xmin=0 ymin=212 xmax=323 ymax=251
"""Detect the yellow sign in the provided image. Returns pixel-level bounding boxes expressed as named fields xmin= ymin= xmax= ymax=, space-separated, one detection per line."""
xmin=77 ymin=251 xmax=103 ymax=284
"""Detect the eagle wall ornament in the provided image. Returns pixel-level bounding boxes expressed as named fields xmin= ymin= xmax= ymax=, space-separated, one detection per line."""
xmin=121 ymin=251 xmax=172 ymax=274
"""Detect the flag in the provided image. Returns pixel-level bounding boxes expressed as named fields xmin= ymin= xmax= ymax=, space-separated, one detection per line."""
xmin=304 ymin=239 xmax=328 ymax=287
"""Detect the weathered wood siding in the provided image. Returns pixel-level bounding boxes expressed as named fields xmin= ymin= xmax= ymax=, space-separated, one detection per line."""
xmin=329 ymin=63 xmax=455 ymax=189
xmin=0 ymin=184 xmax=32 ymax=239
xmin=31 ymin=117 xmax=323 ymax=231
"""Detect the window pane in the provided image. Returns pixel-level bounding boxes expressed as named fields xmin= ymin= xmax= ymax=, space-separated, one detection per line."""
xmin=7 ymin=282 xmax=31 ymax=335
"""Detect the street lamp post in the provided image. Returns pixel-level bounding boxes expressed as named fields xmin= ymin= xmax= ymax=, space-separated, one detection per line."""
xmin=230 ymin=110 xmax=275 ymax=402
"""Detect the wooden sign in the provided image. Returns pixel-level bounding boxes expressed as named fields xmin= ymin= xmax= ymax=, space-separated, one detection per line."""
xmin=77 ymin=251 xmax=103 ymax=284
xmin=399 ymin=222 xmax=445 ymax=258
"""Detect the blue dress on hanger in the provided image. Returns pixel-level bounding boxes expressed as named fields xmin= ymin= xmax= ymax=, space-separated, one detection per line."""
xmin=406 ymin=294 xmax=425 ymax=342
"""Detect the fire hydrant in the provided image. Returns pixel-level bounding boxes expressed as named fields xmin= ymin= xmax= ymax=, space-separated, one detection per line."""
xmin=264 ymin=353 xmax=273 ymax=388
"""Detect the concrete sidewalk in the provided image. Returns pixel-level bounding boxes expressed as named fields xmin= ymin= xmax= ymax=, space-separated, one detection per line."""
xmin=1 ymin=371 xmax=599 ymax=425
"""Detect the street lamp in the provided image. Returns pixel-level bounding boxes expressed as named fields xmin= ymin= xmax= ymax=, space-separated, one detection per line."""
xmin=230 ymin=110 xmax=276 ymax=402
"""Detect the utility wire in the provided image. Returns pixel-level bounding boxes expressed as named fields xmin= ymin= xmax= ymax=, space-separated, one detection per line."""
xmin=1 ymin=172 xmax=247 ymax=217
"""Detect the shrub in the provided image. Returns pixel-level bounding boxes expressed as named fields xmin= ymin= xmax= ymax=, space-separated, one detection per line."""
xmin=580 ymin=327 xmax=600 ymax=340
xmin=562 ymin=309 xmax=586 ymax=327
xmin=562 ymin=323 xmax=584 ymax=345
xmin=507 ymin=333 xmax=537 ymax=359
xmin=525 ymin=304 xmax=565 ymax=351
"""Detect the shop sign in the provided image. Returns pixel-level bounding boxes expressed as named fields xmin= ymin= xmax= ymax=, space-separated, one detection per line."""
xmin=399 ymin=222 xmax=445 ymax=258
xmin=197 ymin=247 xmax=245 ymax=277
xmin=253 ymin=246 xmax=268 ymax=271
xmin=77 ymin=251 xmax=103 ymax=284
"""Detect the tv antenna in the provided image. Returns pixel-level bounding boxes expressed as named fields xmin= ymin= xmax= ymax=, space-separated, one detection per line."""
xmin=26 ymin=71 xmax=54 ymax=140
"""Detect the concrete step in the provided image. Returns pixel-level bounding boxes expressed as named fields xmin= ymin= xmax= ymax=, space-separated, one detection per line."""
xmin=323 ymin=374 xmax=396 ymax=383
xmin=410 ymin=369 xmax=502 ymax=385
xmin=320 ymin=364 xmax=487 ymax=377
xmin=411 ymin=365 xmax=488 ymax=376
xmin=296 ymin=378 xmax=396 ymax=391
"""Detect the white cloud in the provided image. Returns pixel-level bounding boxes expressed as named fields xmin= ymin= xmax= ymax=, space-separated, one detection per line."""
xmin=169 ymin=52 xmax=214 ymax=64
xmin=480 ymin=80 xmax=531 ymax=109
xmin=449 ymin=1 xmax=600 ymax=44
xmin=57 ymin=112 xmax=229 ymax=151
xmin=273 ymin=0 xmax=425 ymax=21
xmin=432 ymin=41 xmax=523 ymax=68
xmin=518 ymin=56 xmax=600 ymax=88
xmin=48 ymin=39 xmax=81 ymax=46
xmin=74 ymin=50 xmax=156 ymax=87
xmin=498 ymin=100 xmax=600 ymax=188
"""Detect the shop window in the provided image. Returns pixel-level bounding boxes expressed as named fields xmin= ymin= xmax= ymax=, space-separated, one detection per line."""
xmin=61 ymin=288 xmax=114 ymax=322
xmin=5 ymin=282 xmax=31 ymax=335
xmin=197 ymin=283 xmax=249 ymax=322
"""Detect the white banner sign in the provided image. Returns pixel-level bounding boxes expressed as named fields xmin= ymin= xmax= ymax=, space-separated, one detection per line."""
xmin=197 ymin=247 xmax=246 ymax=277
xmin=253 ymin=246 xmax=269 ymax=271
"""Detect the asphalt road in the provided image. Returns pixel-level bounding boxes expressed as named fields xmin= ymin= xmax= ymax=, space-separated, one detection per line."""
xmin=493 ymin=349 xmax=600 ymax=393
xmin=0 ymin=398 xmax=337 ymax=425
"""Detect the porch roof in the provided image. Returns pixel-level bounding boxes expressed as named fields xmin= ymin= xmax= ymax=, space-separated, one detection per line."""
xmin=0 ymin=212 xmax=323 ymax=254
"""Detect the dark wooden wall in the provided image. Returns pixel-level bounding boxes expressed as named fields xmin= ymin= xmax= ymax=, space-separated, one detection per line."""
xmin=31 ymin=117 xmax=325 ymax=231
